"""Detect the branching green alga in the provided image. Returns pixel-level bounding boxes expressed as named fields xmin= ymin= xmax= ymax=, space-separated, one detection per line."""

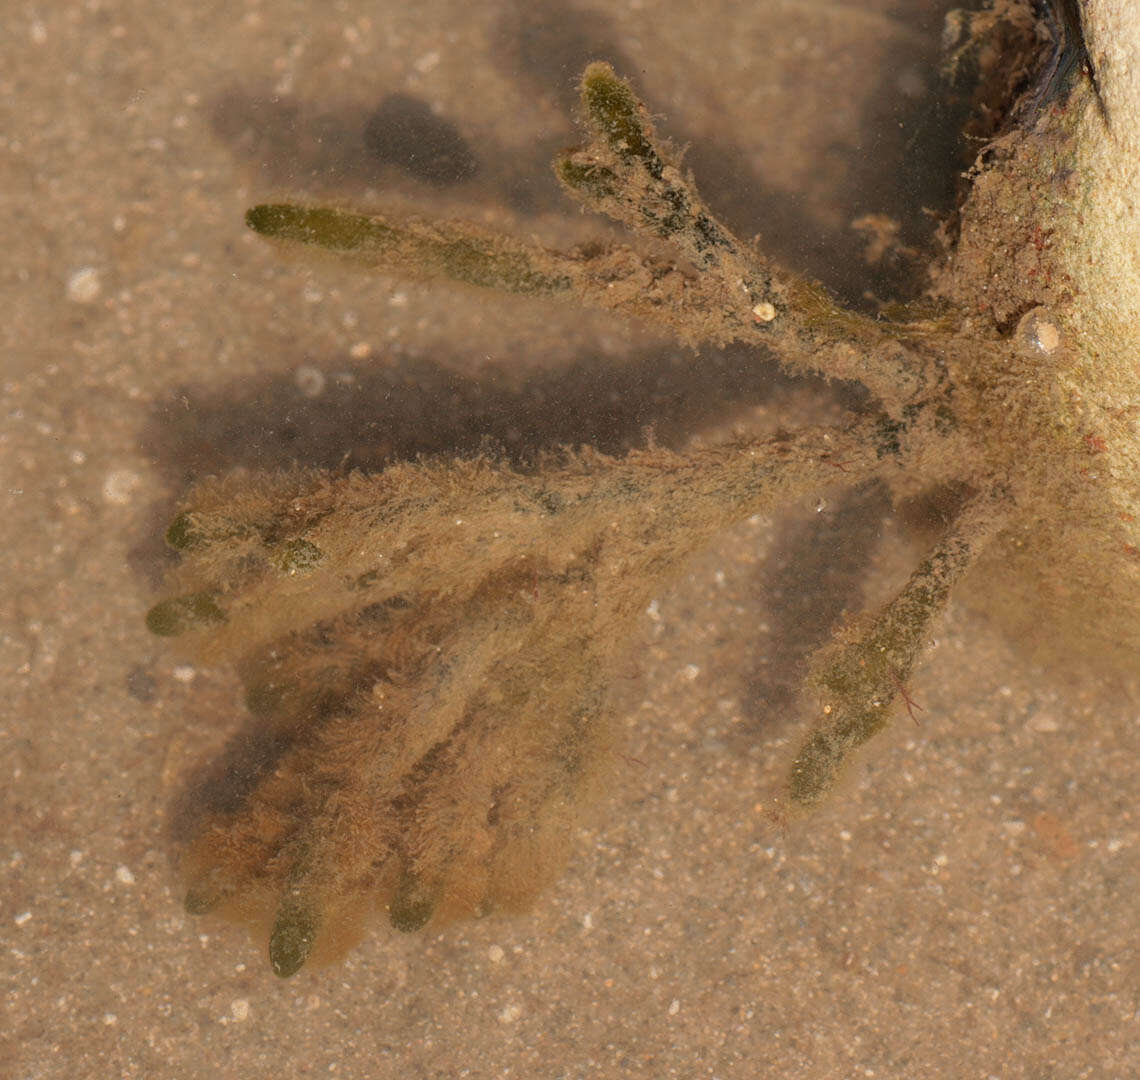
xmin=150 ymin=3 xmax=1140 ymax=975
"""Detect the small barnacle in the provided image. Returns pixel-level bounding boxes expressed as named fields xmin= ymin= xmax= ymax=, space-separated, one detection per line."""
xmin=1015 ymin=306 xmax=1063 ymax=356
xmin=153 ymin=7 xmax=1140 ymax=975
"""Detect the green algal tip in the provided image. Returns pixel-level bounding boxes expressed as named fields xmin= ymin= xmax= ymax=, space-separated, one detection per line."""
xmin=246 ymin=204 xmax=395 ymax=253
xmin=164 ymin=511 xmax=203 ymax=551
xmin=786 ymin=607 xmax=932 ymax=809
xmin=145 ymin=591 xmax=227 ymax=637
xmin=784 ymin=492 xmax=1005 ymax=810
xmin=248 ymin=202 xmax=569 ymax=297
xmin=388 ymin=874 xmax=436 ymax=933
xmin=579 ymin=62 xmax=654 ymax=164
xmin=164 ymin=511 xmax=250 ymax=551
xmin=555 ymin=156 xmax=617 ymax=199
xmin=268 ymin=901 xmax=320 ymax=978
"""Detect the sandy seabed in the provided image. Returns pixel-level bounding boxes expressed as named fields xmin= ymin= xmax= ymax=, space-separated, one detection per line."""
xmin=2 ymin=1 xmax=1136 ymax=1077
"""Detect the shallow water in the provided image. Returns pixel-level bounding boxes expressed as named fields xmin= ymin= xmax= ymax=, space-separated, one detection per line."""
xmin=2 ymin=2 xmax=1136 ymax=1077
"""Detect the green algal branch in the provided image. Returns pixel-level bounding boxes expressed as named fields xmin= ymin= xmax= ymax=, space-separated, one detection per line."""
xmin=786 ymin=487 xmax=1011 ymax=810
xmin=145 ymin=412 xmax=925 ymax=652
xmin=156 ymin=13 xmax=1140 ymax=974
xmin=246 ymin=63 xmax=948 ymax=417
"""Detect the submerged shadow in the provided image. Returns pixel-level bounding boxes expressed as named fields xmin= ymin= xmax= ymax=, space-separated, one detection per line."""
xmin=209 ymin=0 xmax=970 ymax=308
xmin=739 ymin=483 xmax=892 ymax=733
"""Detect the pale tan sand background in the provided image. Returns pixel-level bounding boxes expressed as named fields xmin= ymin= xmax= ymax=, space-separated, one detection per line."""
xmin=2 ymin=1 xmax=1136 ymax=1077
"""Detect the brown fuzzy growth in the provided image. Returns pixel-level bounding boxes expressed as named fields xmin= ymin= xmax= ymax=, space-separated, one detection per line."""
xmin=161 ymin=421 xmax=909 ymax=975
xmin=155 ymin=29 xmax=1140 ymax=974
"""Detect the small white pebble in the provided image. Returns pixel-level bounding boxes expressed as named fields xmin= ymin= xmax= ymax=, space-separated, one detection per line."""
xmin=294 ymin=365 xmax=327 ymax=398
xmin=230 ymin=999 xmax=250 ymax=1022
xmin=115 ymin=865 xmax=135 ymax=885
xmin=498 ymin=1003 xmax=522 ymax=1024
xmin=348 ymin=341 xmax=372 ymax=360
xmin=668 ymin=998 xmax=681 ymax=1016
xmin=389 ymin=291 xmax=408 ymax=307
xmin=14 ymin=910 xmax=32 ymax=926
xmin=752 ymin=301 xmax=777 ymax=322
xmin=581 ymin=912 xmax=593 ymax=931
xmin=69 ymin=850 xmax=85 ymax=868
xmin=682 ymin=663 xmax=700 ymax=682
xmin=67 ymin=267 xmax=102 ymax=304
xmin=102 ymin=1013 xmax=118 ymax=1026
xmin=1027 ymin=713 xmax=1060 ymax=733
xmin=30 ymin=20 xmax=48 ymax=44
xmin=413 ymin=50 xmax=440 ymax=74
xmin=102 ymin=469 xmax=141 ymax=505
xmin=69 ymin=449 xmax=87 ymax=465
xmin=172 ymin=664 xmax=196 ymax=683
xmin=487 ymin=944 xmax=505 ymax=964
